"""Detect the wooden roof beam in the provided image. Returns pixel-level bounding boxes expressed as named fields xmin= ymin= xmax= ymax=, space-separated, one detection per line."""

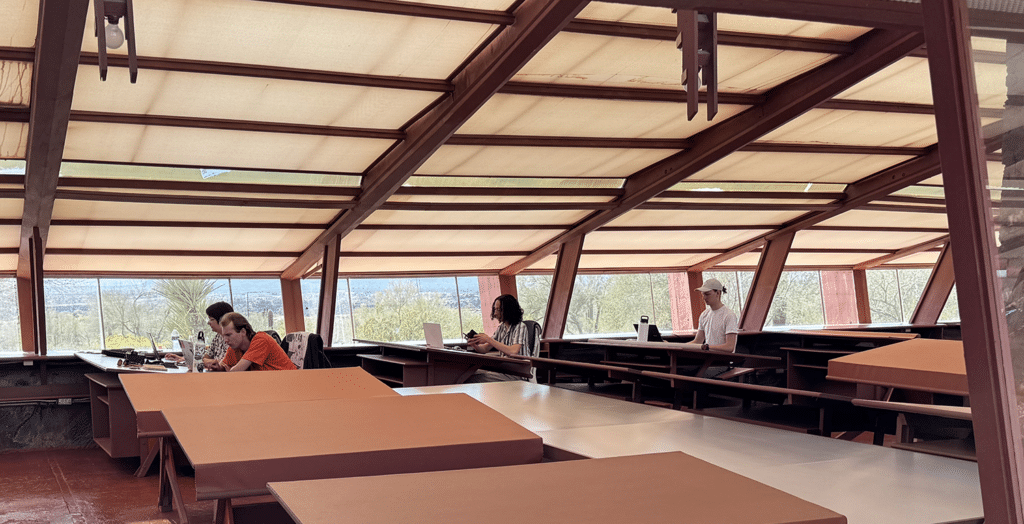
xmin=853 ymin=234 xmax=950 ymax=270
xmin=281 ymin=0 xmax=591 ymax=280
xmin=501 ymin=27 xmax=926 ymax=275
xmin=20 ymin=0 xmax=89 ymax=279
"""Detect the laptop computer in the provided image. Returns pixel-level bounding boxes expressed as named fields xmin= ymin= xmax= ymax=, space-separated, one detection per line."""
xmin=423 ymin=322 xmax=444 ymax=349
xmin=178 ymin=340 xmax=196 ymax=372
xmin=632 ymin=323 xmax=664 ymax=342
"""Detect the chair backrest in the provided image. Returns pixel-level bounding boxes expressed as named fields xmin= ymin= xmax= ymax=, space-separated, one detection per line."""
xmin=522 ymin=320 xmax=542 ymax=358
xmin=282 ymin=332 xmax=330 ymax=370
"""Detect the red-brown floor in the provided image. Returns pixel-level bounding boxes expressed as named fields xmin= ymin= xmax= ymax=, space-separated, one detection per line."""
xmin=0 ymin=447 xmax=215 ymax=524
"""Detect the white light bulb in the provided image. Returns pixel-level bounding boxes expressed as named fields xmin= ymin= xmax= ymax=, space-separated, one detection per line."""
xmin=105 ymin=22 xmax=124 ymax=49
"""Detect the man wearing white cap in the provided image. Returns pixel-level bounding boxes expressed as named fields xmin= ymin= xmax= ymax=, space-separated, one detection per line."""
xmin=688 ymin=278 xmax=739 ymax=354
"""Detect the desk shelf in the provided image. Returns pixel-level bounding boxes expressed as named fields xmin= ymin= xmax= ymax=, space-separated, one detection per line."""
xmin=86 ymin=373 xmax=144 ymax=459
xmin=358 ymin=353 xmax=428 ymax=387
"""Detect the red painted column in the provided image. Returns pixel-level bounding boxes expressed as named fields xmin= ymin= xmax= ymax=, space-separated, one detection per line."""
xmin=668 ymin=272 xmax=694 ymax=331
xmin=820 ymin=270 xmax=858 ymax=326
xmin=477 ymin=276 xmax=502 ymax=336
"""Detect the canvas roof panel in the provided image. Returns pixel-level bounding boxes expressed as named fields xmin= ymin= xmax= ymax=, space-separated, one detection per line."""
xmin=336 ymin=255 xmax=524 ymax=274
xmin=47 ymin=226 xmax=321 ymax=252
xmin=51 ymin=200 xmax=340 ymax=224
xmin=817 ymin=209 xmax=950 ymax=229
xmin=761 ymin=109 xmax=945 ymax=147
xmin=584 ymin=229 xmax=772 ymax=251
xmin=362 ymin=209 xmax=593 ymax=226
xmin=0 ymin=61 xmax=31 ymax=107
xmin=58 ymin=163 xmax=362 ymax=187
xmin=604 ymin=209 xmax=807 ymax=228
xmin=344 ymin=229 xmax=554 ymax=252
xmin=0 ymin=0 xmax=38 ymax=48
xmin=793 ymin=230 xmax=948 ymax=250
xmin=416 ymin=145 xmax=676 ymax=178
xmin=63 ymin=122 xmax=395 ymax=173
xmin=45 ymin=255 xmax=294 ymax=274
xmin=688 ymin=151 xmax=913 ymax=184
xmin=514 ymin=32 xmax=835 ymax=93
xmin=835 ymin=56 xmax=1007 ymax=108
xmin=0 ymin=123 xmax=27 ymax=159
xmin=71 ymin=68 xmax=441 ymax=129
xmin=81 ymin=0 xmax=498 ymax=79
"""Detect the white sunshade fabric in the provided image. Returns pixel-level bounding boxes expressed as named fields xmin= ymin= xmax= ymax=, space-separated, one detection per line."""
xmin=515 ymin=32 xmax=836 ymax=93
xmin=457 ymin=94 xmax=749 ymax=138
xmin=71 ymin=68 xmax=442 ymax=130
xmin=0 ymin=0 xmax=38 ymax=48
xmin=416 ymin=145 xmax=677 ymax=178
xmin=362 ymin=208 xmax=595 ymax=227
xmin=584 ymin=229 xmax=772 ymax=251
xmin=687 ymin=151 xmax=915 ymax=184
xmin=46 ymin=225 xmax=321 ymax=253
xmin=792 ymin=229 xmax=947 ymax=251
xmin=62 ymin=122 xmax=395 ymax=173
xmin=0 ymin=123 xmax=28 ymax=159
xmin=344 ymin=228 xmax=557 ymax=253
xmin=45 ymin=254 xmax=296 ymax=274
xmin=0 ymin=61 xmax=31 ymax=107
xmin=51 ymin=199 xmax=342 ymax=225
xmin=605 ymin=208 xmax=809 ymax=228
xmin=81 ymin=0 xmax=499 ymax=79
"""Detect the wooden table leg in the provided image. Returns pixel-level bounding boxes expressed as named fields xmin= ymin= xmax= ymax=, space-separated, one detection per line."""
xmin=157 ymin=437 xmax=189 ymax=524
xmin=215 ymin=498 xmax=234 ymax=524
xmin=135 ymin=437 xmax=158 ymax=477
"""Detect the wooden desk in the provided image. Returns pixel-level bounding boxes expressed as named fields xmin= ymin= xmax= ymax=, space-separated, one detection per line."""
xmin=787 ymin=329 xmax=919 ymax=341
xmin=536 ymin=418 xmax=982 ymax=524
xmin=581 ymin=338 xmax=780 ymax=377
xmin=163 ymin=393 xmax=542 ymax=524
xmin=120 ymin=367 xmax=397 ymax=523
xmin=356 ymin=339 xmax=531 ymax=386
xmin=77 ymin=352 xmax=187 ymax=462
xmin=826 ymin=339 xmax=968 ymax=397
xmin=268 ymin=452 xmax=846 ymax=524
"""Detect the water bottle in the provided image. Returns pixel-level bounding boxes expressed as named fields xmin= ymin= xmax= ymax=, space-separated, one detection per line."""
xmin=195 ymin=331 xmax=207 ymax=372
xmin=637 ymin=315 xmax=650 ymax=342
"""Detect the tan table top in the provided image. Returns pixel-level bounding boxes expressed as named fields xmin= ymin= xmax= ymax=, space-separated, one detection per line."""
xmin=827 ymin=339 xmax=967 ymax=395
xmin=268 ymin=452 xmax=846 ymax=524
xmin=162 ymin=393 xmax=542 ymax=500
xmin=120 ymin=367 xmax=397 ymax=436
xmin=788 ymin=329 xmax=919 ymax=340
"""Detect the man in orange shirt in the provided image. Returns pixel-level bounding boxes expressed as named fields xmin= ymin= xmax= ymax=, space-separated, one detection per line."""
xmin=207 ymin=312 xmax=297 ymax=372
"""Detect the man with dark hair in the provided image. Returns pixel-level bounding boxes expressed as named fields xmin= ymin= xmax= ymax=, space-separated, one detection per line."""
xmin=466 ymin=294 xmax=537 ymax=382
xmin=207 ymin=312 xmax=296 ymax=372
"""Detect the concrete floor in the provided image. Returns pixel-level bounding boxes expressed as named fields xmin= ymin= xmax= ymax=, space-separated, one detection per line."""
xmin=0 ymin=447 xmax=215 ymax=524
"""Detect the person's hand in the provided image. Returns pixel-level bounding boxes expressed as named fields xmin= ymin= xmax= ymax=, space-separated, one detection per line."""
xmin=163 ymin=354 xmax=185 ymax=363
xmin=701 ymin=343 xmax=709 ymax=351
xmin=207 ymin=360 xmax=226 ymax=372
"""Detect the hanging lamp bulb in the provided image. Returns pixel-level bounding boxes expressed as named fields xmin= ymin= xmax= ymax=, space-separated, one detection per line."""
xmin=105 ymin=20 xmax=124 ymax=49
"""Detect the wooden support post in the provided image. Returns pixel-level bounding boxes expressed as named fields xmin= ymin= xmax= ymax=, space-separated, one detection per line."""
xmin=280 ymin=278 xmax=305 ymax=334
xmin=498 ymin=274 xmax=518 ymax=298
xmin=17 ymin=276 xmax=35 ymax=354
xmin=739 ymin=232 xmax=794 ymax=331
xmin=910 ymin=242 xmax=955 ymax=325
xmin=29 ymin=228 xmax=46 ymax=356
xmin=853 ymin=269 xmax=872 ymax=324
xmin=821 ymin=270 xmax=858 ymax=326
xmin=316 ymin=234 xmax=340 ymax=346
xmin=542 ymin=237 xmax=583 ymax=339
xmin=687 ymin=272 xmax=705 ymax=330
xmin=922 ymin=0 xmax=1024 ymax=521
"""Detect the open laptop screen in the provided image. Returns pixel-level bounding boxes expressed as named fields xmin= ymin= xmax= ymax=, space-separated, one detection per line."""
xmin=423 ymin=323 xmax=444 ymax=349
xmin=632 ymin=323 xmax=664 ymax=342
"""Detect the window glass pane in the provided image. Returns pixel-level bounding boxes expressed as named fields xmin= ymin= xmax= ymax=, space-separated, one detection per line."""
xmin=939 ymin=284 xmax=960 ymax=322
xmin=651 ymin=273 xmax=673 ymax=331
xmin=0 ymin=278 xmax=20 ymax=352
xmin=45 ymin=278 xmax=101 ymax=351
xmin=332 ymin=279 xmax=354 ymax=345
xmin=897 ymin=268 xmax=931 ymax=321
xmin=704 ymin=271 xmax=742 ymax=314
xmin=867 ymin=269 xmax=903 ymax=323
xmin=737 ymin=271 xmax=754 ymax=311
xmin=301 ymin=278 xmax=321 ymax=334
xmin=516 ymin=275 xmax=552 ymax=327
xmin=351 ymin=277 xmax=461 ymax=342
xmin=99 ymin=278 xmax=231 ymax=350
xmin=228 ymin=279 xmax=285 ymax=335
xmin=764 ymin=271 xmax=825 ymax=328
xmin=565 ymin=274 xmax=660 ymax=336
xmin=456 ymin=276 xmax=483 ymax=337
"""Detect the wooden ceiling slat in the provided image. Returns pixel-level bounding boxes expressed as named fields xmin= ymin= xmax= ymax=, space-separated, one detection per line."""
xmin=54 ymin=189 xmax=355 ymax=209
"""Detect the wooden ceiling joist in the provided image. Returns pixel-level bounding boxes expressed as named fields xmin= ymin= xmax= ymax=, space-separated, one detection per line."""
xmin=500 ymin=27 xmax=927 ymax=275
xmin=281 ymin=0 xmax=592 ymax=280
xmin=255 ymin=0 xmax=514 ymax=25
xmin=853 ymin=234 xmax=949 ymax=269
xmin=20 ymin=0 xmax=90 ymax=279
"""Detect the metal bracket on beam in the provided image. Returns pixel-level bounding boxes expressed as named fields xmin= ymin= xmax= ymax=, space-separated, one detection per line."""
xmin=676 ymin=9 xmax=717 ymax=121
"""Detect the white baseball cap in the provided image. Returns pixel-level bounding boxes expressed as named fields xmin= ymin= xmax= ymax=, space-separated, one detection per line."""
xmin=695 ymin=278 xmax=725 ymax=292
